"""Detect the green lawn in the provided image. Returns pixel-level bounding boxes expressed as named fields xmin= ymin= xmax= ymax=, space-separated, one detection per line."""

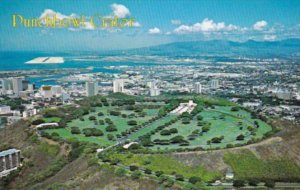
xmin=41 ymin=102 xmax=272 ymax=151
xmin=149 ymin=106 xmax=272 ymax=150
xmin=43 ymin=105 xmax=161 ymax=146
xmin=109 ymin=153 xmax=221 ymax=181
xmin=224 ymin=150 xmax=300 ymax=181
xmin=43 ymin=117 xmax=61 ymax=123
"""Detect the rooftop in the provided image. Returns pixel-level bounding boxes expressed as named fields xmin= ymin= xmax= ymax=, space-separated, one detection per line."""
xmin=0 ymin=148 xmax=20 ymax=157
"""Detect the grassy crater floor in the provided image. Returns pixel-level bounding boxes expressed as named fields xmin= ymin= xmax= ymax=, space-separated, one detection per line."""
xmin=41 ymin=98 xmax=272 ymax=151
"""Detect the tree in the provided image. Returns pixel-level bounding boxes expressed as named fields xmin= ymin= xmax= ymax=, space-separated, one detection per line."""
xmin=231 ymin=107 xmax=239 ymax=111
xmin=89 ymin=116 xmax=96 ymax=120
xmin=264 ymin=180 xmax=275 ymax=188
xmin=233 ymin=180 xmax=245 ymax=188
xmin=144 ymin=168 xmax=152 ymax=174
xmin=127 ymin=120 xmax=137 ymax=126
xmin=202 ymin=126 xmax=210 ymax=133
xmin=175 ymin=174 xmax=184 ymax=181
xmin=160 ymin=130 xmax=171 ymax=136
xmin=197 ymin=115 xmax=203 ymax=120
xmin=97 ymin=112 xmax=104 ymax=116
xmin=211 ymin=136 xmax=224 ymax=143
xmin=131 ymin=171 xmax=142 ymax=179
xmin=129 ymin=165 xmax=139 ymax=171
xmin=248 ymin=179 xmax=259 ymax=186
xmin=105 ymin=125 xmax=117 ymax=132
xmin=110 ymin=110 xmax=121 ymax=116
xmin=189 ymin=176 xmax=201 ymax=184
xmin=32 ymin=119 xmax=45 ymax=125
xmin=170 ymin=136 xmax=186 ymax=144
xmin=155 ymin=171 xmax=164 ymax=177
xmin=114 ymin=167 xmax=127 ymax=177
xmin=71 ymin=127 xmax=81 ymax=134
xmin=170 ymin=128 xmax=178 ymax=134
xmin=236 ymin=134 xmax=245 ymax=141
xmin=107 ymin=134 xmax=115 ymax=141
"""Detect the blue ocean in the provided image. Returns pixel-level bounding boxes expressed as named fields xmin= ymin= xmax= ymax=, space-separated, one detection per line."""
xmin=0 ymin=51 xmax=159 ymax=87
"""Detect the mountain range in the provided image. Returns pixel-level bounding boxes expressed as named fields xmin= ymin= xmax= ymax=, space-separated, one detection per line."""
xmin=119 ymin=38 xmax=300 ymax=58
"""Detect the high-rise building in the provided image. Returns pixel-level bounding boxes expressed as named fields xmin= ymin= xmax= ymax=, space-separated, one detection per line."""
xmin=27 ymin=84 xmax=34 ymax=91
xmin=113 ymin=79 xmax=124 ymax=93
xmin=150 ymin=86 xmax=160 ymax=96
xmin=194 ymin=82 xmax=202 ymax=94
xmin=40 ymin=85 xmax=53 ymax=98
xmin=86 ymin=82 xmax=98 ymax=97
xmin=12 ymin=78 xmax=23 ymax=95
xmin=211 ymin=79 xmax=219 ymax=89
xmin=51 ymin=85 xmax=63 ymax=96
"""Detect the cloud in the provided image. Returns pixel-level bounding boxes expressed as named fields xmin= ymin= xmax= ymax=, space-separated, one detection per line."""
xmin=173 ymin=18 xmax=239 ymax=34
xmin=253 ymin=20 xmax=268 ymax=31
xmin=39 ymin=9 xmax=95 ymax=30
xmin=39 ymin=9 xmax=77 ymax=20
xmin=171 ymin=20 xmax=181 ymax=25
xmin=264 ymin=34 xmax=276 ymax=41
xmin=39 ymin=4 xmax=140 ymax=32
xmin=148 ymin=27 xmax=161 ymax=34
xmin=111 ymin=3 xmax=130 ymax=18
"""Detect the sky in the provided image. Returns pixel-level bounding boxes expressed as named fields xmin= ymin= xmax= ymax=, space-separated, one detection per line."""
xmin=0 ymin=0 xmax=300 ymax=51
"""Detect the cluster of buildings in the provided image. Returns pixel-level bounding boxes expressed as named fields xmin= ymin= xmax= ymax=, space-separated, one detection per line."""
xmin=0 ymin=57 xmax=299 ymax=126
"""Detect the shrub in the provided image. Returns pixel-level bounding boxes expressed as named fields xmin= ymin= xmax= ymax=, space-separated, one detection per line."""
xmin=144 ymin=168 xmax=152 ymax=174
xmin=231 ymin=107 xmax=239 ymax=111
xmin=128 ymin=120 xmax=137 ymax=126
xmin=97 ymin=112 xmax=104 ymax=116
xmin=129 ymin=165 xmax=139 ymax=171
xmin=160 ymin=130 xmax=171 ymax=136
xmin=197 ymin=115 xmax=203 ymax=120
xmin=233 ymin=180 xmax=245 ymax=187
xmin=169 ymin=128 xmax=178 ymax=134
xmin=32 ymin=119 xmax=45 ymax=125
xmin=155 ymin=171 xmax=164 ymax=177
xmin=248 ymin=179 xmax=259 ymax=186
xmin=107 ymin=134 xmax=115 ymax=141
xmin=211 ymin=136 xmax=224 ymax=143
xmin=175 ymin=174 xmax=184 ymax=181
xmin=105 ymin=125 xmax=117 ymax=132
xmin=114 ymin=168 xmax=127 ymax=177
xmin=83 ymin=128 xmax=103 ymax=137
xmin=170 ymin=136 xmax=186 ymax=144
xmin=71 ymin=127 xmax=81 ymax=134
xmin=89 ymin=116 xmax=96 ymax=120
xmin=264 ymin=180 xmax=275 ymax=188
xmin=131 ymin=171 xmax=142 ymax=179
xmin=202 ymin=126 xmax=210 ymax=133
xmin=189 ymin=176 xmax=201 ymax=184
xmin=110 ymin=110 xmax=121 ymax=116
xmin=236 ymin=134 xmax=245 ymax=141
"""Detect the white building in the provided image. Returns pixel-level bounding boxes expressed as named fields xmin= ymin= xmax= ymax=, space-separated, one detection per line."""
xmin=194 ymin=82 xmax=202 ymax=94
xmin=211 ymin=79 xmax=219 ymax=89
xmin=0 ymin=149 xmax=21 ymax=177
xmin=27 ymin=84 xmax=34 ymax=92
xmin=0 ymin=79 xmax=12 ymax=95
xmin=113 ymin=79 xmax=124 ymax=93
xmin=51 ymin=85 xmax=63 ymax=97
xmin=150 ymin=87 xmax=160 ymax=96
xmin=0 ymin=105 xmax=11 ymax=114
xmin=12 ymin=77 xmax=23 ymax=95
xmin=86 ymin=81 xmax=98 ymax=97
xmin=171 ymin=100 xmax=197 ymax=114
xmin=40 ymin=85 xmax=53 ymax=99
